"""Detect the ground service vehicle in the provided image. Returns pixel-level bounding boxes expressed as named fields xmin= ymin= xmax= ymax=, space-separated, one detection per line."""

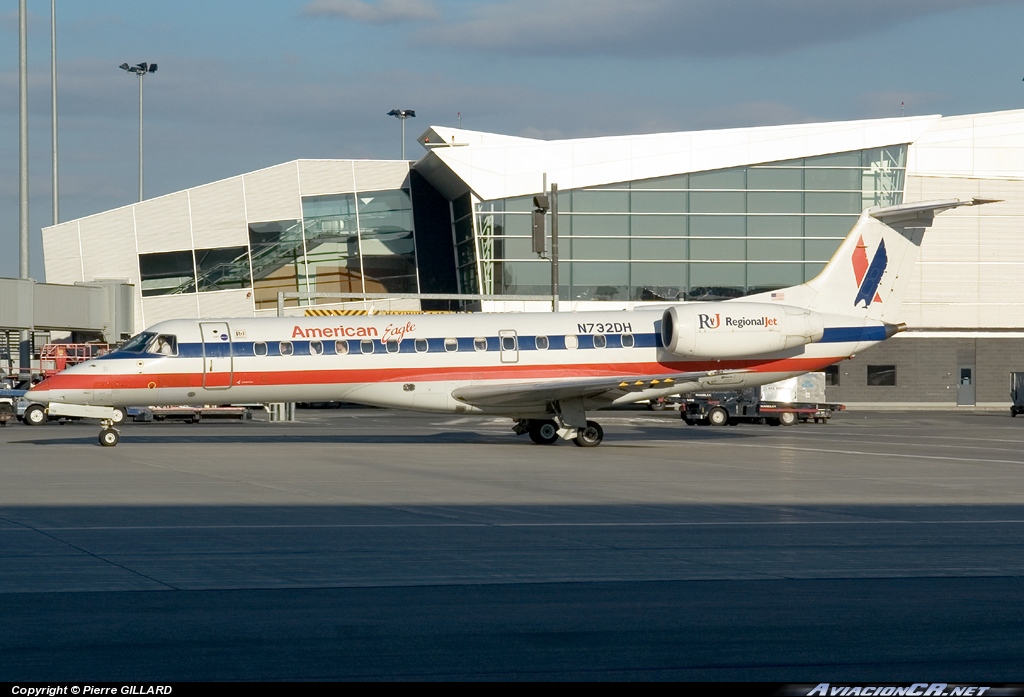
xmin=682 ymin=372 xmax=843 ymax=426
xmin=1011 ymin=372 xmax=1024 ymax=416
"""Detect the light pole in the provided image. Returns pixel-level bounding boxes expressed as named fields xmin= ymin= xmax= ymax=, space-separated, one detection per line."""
xmin=387 ymin=109 xmax=415 ymax=160
xmin=51 ymin=0 xmax=58 ymax=225
xmin=120 ymin=61 xmax=157 ymax=201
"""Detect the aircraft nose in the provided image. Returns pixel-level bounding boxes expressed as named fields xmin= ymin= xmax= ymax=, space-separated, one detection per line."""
xmin=27 ymin=374 xmax=92 ymax=404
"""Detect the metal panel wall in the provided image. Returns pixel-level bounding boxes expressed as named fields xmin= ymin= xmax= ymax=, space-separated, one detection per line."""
xmin=189 ymin=177 xmax=248 ymax=248
xmin=79 ymin=207 xmax=139 ymax=286
xmin=140 ymin=293 xmax=201 ymax=330
xmin=135 ymin=191 xmax=193 ymax=253
xmin=243 ymin=162 xmax=301 ymax=222
xmin=353 ymin=160 xmax=411 ymax=192
xmin=41 ymin=221 xmax=84 ymax=284
xmin=904 ymin=175 xmax=1024 ymax=329
xmin=197 ymin=289 xmax=255 ymax=318
xmin=298 ymin=160 xmax=356 ymax=197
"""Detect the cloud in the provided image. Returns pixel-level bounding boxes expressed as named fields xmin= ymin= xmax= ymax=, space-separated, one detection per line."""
xmin=418 ymin=0 xmax=1021 ymax=58
xmin=303 ymin=0 xmax=439 ymax=24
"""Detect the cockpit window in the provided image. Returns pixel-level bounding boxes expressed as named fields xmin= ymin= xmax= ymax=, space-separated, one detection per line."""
xmin=149 ymin=334 xmax=178 ymax=356
xmin=119 ymin=332 xmax=156 ymax=353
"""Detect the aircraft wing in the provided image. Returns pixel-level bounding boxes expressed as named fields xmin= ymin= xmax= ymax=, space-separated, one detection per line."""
xmin=450 ymin=369 xmax=738 ymax=409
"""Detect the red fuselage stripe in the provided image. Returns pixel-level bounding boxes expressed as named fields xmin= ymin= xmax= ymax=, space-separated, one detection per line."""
xmin=36 ymin=356 xmax=843 ymax=391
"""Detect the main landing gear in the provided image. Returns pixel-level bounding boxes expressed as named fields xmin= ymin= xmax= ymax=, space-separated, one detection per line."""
xmin=513 ymin=409 xmax=606 ymax=448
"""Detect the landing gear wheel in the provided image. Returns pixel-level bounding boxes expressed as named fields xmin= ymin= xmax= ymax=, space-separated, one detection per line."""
xmin=779 ymin=411 xmax=798 ymax=426
xmin=24 ymin=404 xmax=47 ymax=426
xmin=707 ymin=407 xmax=729 ymax=427
xmin=98 ymin=428 xmax=120 ymax=447
xmin=111 ymin=407 xmax=127 ymax=425
xmin=647 ymin=398 xmax=666 ymax=411
xmin=572 ymin=420 xmax=604 ymax=447
xmin=528 ymin=419 xmax=559 ymax=445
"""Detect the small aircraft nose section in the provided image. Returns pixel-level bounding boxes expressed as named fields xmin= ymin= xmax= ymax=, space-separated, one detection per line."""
xmin=26 ymin=372 xmax=94 ymax=405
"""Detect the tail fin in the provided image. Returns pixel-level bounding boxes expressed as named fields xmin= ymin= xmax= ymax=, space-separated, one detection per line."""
xmin=772 ymin=199 xmax=995 ymax=321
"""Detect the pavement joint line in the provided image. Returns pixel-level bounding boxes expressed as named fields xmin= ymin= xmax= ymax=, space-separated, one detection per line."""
xmin=0 ymin=515 xmax=179 ymax=590
xmin=649 ymin=440 xmax=1024 ymax=465
xmin=1 ymin=519 xmax=1024 ymax=531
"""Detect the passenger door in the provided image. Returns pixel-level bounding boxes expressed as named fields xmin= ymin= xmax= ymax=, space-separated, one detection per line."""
xmin=200 ymin=322 xmax=233 ymax=390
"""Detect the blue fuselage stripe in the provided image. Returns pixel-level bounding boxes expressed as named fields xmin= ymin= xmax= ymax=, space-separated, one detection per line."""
xmin=97 ymin=326 xmax=875 ymax=360
xmin=820 ymin=327 xmax=887 ymax=343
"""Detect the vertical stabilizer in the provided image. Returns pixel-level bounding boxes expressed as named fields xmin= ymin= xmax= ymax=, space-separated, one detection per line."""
xmin=745 ymin=199 xmax=994 ymax=322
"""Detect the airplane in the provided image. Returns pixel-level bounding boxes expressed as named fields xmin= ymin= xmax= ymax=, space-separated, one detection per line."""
xmin=26 ymin=198 xmax=992 ymax=447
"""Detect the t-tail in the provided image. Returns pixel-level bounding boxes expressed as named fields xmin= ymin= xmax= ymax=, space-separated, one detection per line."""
xmin=744 ymin=198 xmax=998 ymax=323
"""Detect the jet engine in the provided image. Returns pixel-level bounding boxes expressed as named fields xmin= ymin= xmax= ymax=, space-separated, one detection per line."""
xmin=661 ymin=302 xmax=825 ymax=358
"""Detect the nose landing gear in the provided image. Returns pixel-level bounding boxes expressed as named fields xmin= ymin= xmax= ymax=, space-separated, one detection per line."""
xmin=99 ymin=426 xmax=120 ymax=447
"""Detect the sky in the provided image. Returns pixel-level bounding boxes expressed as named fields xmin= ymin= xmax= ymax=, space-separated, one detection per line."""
xmin=3 ymin=0 xmax=1024 ymax=280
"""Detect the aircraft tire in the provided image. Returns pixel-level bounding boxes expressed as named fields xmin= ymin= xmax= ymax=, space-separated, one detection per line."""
xmin=572 ymin=420 xmax=604 ymax=447
xmin=528 ymin=419 xmax=559 ymax=445
xmin=24 ymin=404 xmax=47 ymax=426
xmin=111 ymin=407 xmax=127 ymax=425
xmin=98 ymin=428 xmax=119 ymax=447
xmin=779 ymin=411 xmax=798 ymax=426
xmin=707 ymin=407 xmax=729 ymax=427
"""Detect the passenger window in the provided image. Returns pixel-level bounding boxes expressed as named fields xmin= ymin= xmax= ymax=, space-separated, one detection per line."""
xmin=565 ymin=335 xmax=578 ymax=350
xmin=386 ymin=340 xmax=400 ymax=354
xmin=415 ymin=338 xmax=428 ymax=353
xmin=360 ymin=339 xmax=374 ymax=354
xmin=279 ymin=341 xmax=293 ymax=356
xmin=501 ymin=335 xmax=517 ymax=351
xmin=444 ymin=338 xmax=458 ymax=352
xmin=593 ymin=334 xmax=606 ymax=349
xmin=254 ymin=342 xmax=268 ymax=356
xmin=309 ymin=340 xmax=323 ymax=355
xmin=335 ymin=340 xmax=349 ymax=355
xmin=535 ymin=335 xmax=549 ymax=350
xmin=474 ymin=337 xmax=487 ymax=352
xmin=621 ymin=333 xmax=634 ymax=348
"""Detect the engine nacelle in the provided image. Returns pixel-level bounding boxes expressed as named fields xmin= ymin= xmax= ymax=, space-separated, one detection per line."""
xmin=661 ymin=302 xmax=825 ymax=358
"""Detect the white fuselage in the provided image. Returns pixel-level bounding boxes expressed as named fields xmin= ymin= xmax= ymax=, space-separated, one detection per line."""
xmin=29 ymin=307 xmax=884 ymax=418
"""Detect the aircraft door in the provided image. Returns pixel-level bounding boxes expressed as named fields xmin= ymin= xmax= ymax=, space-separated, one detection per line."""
xmin=200 ymin=322 xmax=233 ymax=390
xmin=499 ymin=330 xmax=519 ymax=363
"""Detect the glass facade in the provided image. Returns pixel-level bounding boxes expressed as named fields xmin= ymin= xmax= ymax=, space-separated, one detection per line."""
xmin=139 ymin=186 xmax=420 ymax=310
xmin=471 ymin=146 xmax=907 ymax=301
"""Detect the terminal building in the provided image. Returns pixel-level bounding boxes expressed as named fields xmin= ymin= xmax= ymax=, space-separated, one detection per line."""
xmin=41 ymin=109 xmax=1024 ymax=407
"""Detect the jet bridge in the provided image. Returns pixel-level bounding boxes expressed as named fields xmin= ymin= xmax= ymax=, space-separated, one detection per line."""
xmin=0 ymin=278 xmax=134 ymax=378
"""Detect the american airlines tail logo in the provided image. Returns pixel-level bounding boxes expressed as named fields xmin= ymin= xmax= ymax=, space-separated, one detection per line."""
xmin=852 ymin=235 xmax=887 ymax=307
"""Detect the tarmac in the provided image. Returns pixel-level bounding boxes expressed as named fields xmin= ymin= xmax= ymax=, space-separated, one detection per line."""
xmin=1 ymin=407 xmax=1022 ymax=681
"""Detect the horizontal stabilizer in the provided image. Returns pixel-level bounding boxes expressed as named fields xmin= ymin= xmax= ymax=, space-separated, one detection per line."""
xmin=869 ymin=198 xmax=1000 ymax=226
